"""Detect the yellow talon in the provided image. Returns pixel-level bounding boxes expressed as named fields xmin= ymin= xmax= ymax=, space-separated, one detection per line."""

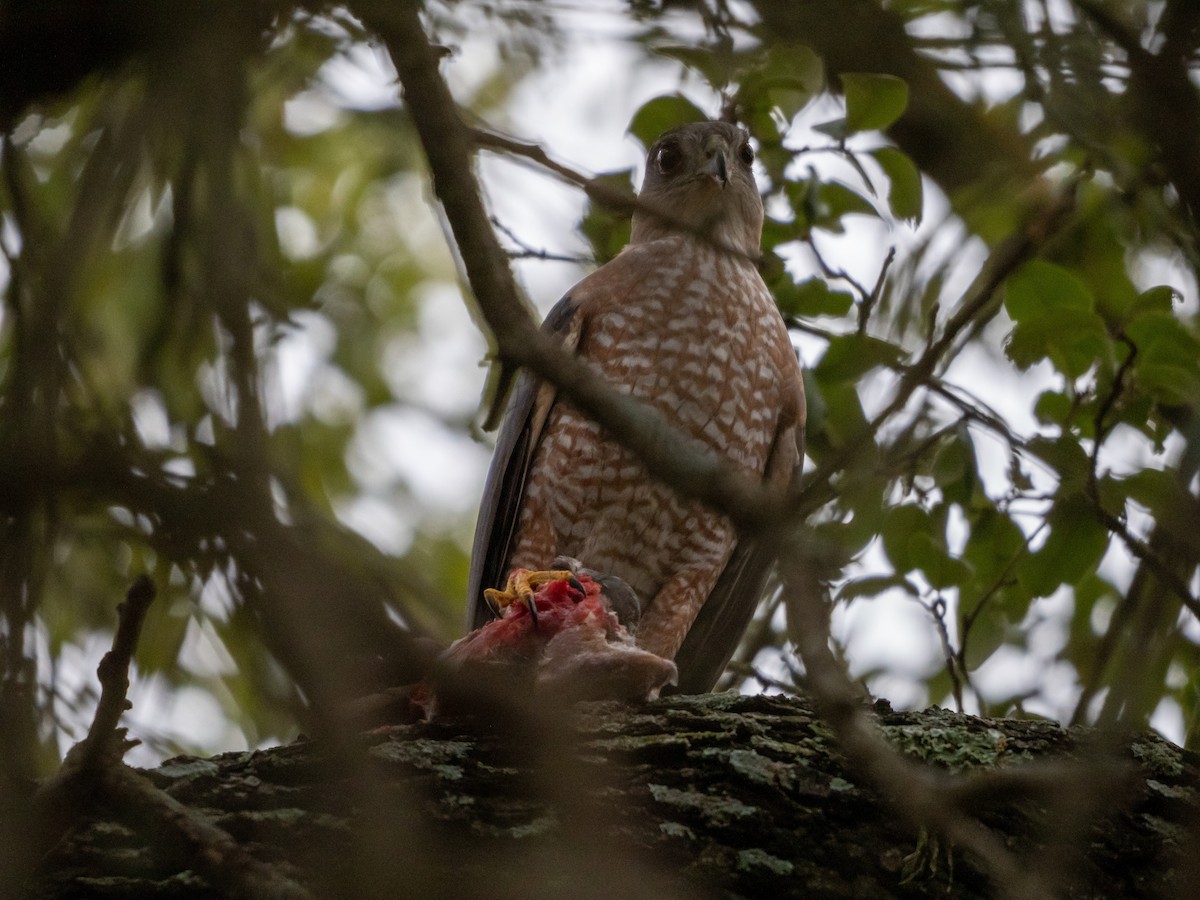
xmin=483 ymin=569 xmax=576 ymax=625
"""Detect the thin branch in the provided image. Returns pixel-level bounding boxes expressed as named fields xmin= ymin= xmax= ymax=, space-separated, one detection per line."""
xmin=470 ymin=126 xmax=626 ymax=203
xmin=369 ymin=3 xmax=788 ymax=536
xmin=31 ymin=576 xmax=316 ymax=900
xmin=1091 ymin=502 xmax=1200 ymax=620
xmin=81 ymin=574 xmax=155 ymax=761
xmin=922 ymin=593 xmax=966 ymax=712
xmin=858 ymin=246 xmax=896 ymax=335
xmin=471 ymin=123 xmax=761 ymax=264
xmin=490 ymin=216 xmax=592 ymax=264
xmin=723 ymin=658 xmax=802 ymax=695
xmin=804 ymin=233 xmax=875 ymax=303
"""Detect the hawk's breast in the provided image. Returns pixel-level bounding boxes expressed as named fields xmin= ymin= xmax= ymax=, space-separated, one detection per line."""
xmin=515 ymin=237 xmax=793 ymax=601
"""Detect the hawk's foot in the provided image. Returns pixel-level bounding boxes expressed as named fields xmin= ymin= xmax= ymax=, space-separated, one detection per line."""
xmin=484 ymin=569 xmax=581 ymax=625
xmin=551 ymin=556 xmax=643 ymax=631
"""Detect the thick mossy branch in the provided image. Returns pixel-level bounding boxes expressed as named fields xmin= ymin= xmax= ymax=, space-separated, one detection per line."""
xmin=29 ymin=694 xmax=1200 ymax=900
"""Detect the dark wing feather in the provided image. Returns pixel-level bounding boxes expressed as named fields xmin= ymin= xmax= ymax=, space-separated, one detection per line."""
xmin=669 ymin=419 xmax=805 ymax=693
xmin=668 ymin=539 xmax=777 ymax=693
xmin=465 ymin=296 xmax=583 ymax=631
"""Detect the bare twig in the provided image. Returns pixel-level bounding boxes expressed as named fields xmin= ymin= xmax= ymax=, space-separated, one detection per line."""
xmin=32 ymin=576 xmax=316 ymax=900
xmin=858 ymin=246 xmax=896 ymax=334
xmin=922 ymin=593 xmax=966 ymax=711
xmin=490 ymin=216 xmax=592 ymax=264
xmin=80 ymin=575 xmax=155 ymax=761
xmin=804 ymin=233 xmax=875 ymax=305
xmin=471 ymin=123 xmax=761 ymax=264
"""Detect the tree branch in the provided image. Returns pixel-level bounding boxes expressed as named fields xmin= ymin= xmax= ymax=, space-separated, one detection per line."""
xmin=29 ymin=693 xmax=1194 ymax=899
xmin=28 ymin=576 xmax=316 ymax=900
xmin=363 ymin=2 xmax=791 ymax=536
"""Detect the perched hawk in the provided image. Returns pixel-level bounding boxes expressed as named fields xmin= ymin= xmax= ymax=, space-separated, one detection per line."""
xmin=468 ymin=121 xmax=806 ymax=693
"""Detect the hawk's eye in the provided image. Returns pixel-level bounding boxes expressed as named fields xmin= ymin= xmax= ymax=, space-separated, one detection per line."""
xmin=738 ymin=142 xmax=755 ymax=166
xmin=655 ymin=141 xmax=684 ymax=176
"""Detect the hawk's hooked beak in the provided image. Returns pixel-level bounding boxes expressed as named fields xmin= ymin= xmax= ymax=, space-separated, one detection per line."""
xmin=701 ymin=137 xmax=729 ymax=187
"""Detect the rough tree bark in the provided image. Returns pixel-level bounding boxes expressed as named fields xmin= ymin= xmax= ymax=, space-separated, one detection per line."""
xmin=27 ymin=693 xmax=1198 ymax=900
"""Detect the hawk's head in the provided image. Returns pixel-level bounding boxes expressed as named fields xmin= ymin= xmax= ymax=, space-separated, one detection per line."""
xmin=630 ymin=121 xmax=763 ymax=259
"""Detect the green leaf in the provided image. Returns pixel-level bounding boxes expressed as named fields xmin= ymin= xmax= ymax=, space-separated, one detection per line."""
xmin=1121 ymin=467 xmax=1178 ymax=514
xmin=1128 ymin=311 xmax=1200 ymax=406
xmin=870 ymin=146 xmax=923 ymax=222
xmin=813 ymin=117 xmax=848 ymax=141
xmin=815 ymin=333 xmax=903 ymax=383
xmin=774 ymin=277 xmax=854 ymax=319
xmin=761 ymin=216 xmax=804 ymax=250
xmin=931 ymin=423 xmax=978 ymax=505
xmin=842 ymin=73 xmax=909 ymax=134
xmin=1033 ymin=390 xmax=1072 ymax=426
xmin=1005 ymin=306 xmax=1112 ymax=378
xmin=815 ymin=181 xmax=879 ymax=228
xmin=1003 ymin=262 xmax=1111 ymax=377
xmin=838 ymin=574 xmax=919 ymax=603
xmin=627 ymin=95 xmax=709 ymax=149
xmin=654 ymin=45 xmax=734 ymax=89
xmin=1026 ymin=435 xmax=1092 ymax=490
xmin=736 ymin=44 xmax=824 ymax=124
xmin=881 ymin=504 xmax=933 ymax=572
xmin=804 ymin=379 xmax=872 ymax=454
xmin=1136 ymin=363 xmax=1200 ymax=407
xmin=910 ymin=533 xmax=973 ymax=589
xmin=1134 ymin=285 xmax=1178 ymax=316
xmin=961 ymin=596 xmax=1011 ymax=670
xmin=1120 ymin=468 xmax=1196 ymax=535
xmin=962 ymin=508 xmax=1027 ymax=587
xmin=1004 ymin=260 xmax=1094 ymax=322
xmin=579 ymin=169 xmax=635 ymax=263
xmin=1018 ymin=495 xmax=1110 ymax=598
xmin=1126 ymin=312 xmax=1200 ymax=361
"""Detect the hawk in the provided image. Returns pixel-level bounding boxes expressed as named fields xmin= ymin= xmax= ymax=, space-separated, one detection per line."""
xmin=467 ymin=121 xmax=806 ymax=694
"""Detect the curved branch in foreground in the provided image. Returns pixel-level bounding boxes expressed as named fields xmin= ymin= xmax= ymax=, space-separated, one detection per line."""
xmin=26 ymin=577 xmax=316 ymax=900
xmin=360 ymin=2 xmax=792 ymax=537
xmin=28 ymin=694 xmax=1196 ymax=900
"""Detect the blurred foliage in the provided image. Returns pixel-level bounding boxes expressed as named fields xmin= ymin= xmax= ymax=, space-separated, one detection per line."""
xmin=3 ymin=0 xmax=1200 ymax=784
xmin=0 ymin=4 xmax=541 ymax=769
xmin=618 ymin=0 xmax=1200 ymax=748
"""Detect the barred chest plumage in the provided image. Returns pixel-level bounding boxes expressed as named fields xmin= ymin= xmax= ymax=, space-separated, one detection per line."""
xmin=510 ymin=236 xmax=794 ymax=604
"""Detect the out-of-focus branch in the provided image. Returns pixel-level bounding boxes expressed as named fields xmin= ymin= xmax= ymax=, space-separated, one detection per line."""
xmin=81 ymin=575 xmax=156 ymax=760
xmin=31 ymin=691 xmax=1193 ymax=899
xmin=1077 ymin=0 xmax=1200 ymax=229
xmin=778 ymin=552 xmax=1055 ymax=899
xmin=361 ymin=2 xmax=789 ymax=537
xmin=32 ymin=577 xmax=158 ymax=854
xmin=471 ymin=126 xmax=637 ymax=215
xmin=29 ymin=577 xmax=316 ymax=900
xmin=350 ymin=9 xmax=1189 ymax=900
